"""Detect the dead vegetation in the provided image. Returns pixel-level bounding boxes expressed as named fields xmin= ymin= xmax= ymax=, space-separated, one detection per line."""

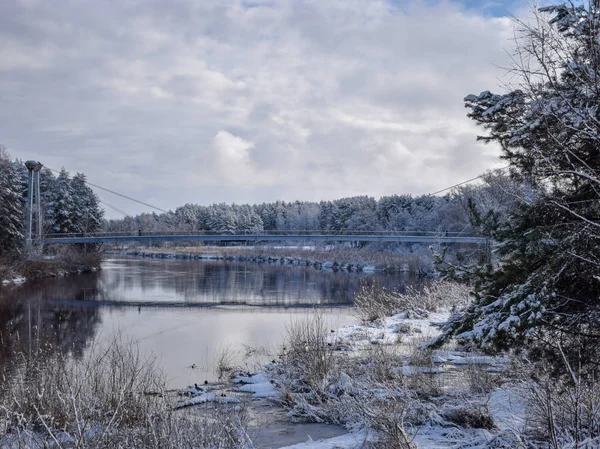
xmin=0 ymin=334 xmax=249 ymax=448
xmin=267 ymin=295 xmax=501 ymax=447
xmin=353 ymin=280 xmax=471 ymax=323
xmin=0 ymin=247 xmax=102 ymax=285
xmin=523 ymin=351 xmax=600 ymax=448
xmin=128 ymin=245 xmax=430 ymax=273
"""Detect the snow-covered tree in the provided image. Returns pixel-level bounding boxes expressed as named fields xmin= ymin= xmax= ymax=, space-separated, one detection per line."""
xmin=174 ymin=204 xmax=203 ymax=231
xmin=70 ymin=173 xmax=103 ymax=233
xmin=376 ymin=194 xmax=413 ymax=229
xmin=436 ymin=3 xmax=600 ymax=360
xmin=205 ymin=204 xmax=237 ymax=234
xmin=45 ymin=168 xmax=75 ymax=233
xmin=232 ymin=204 xmax=263 ymax=233
xmin=0 ymin=147 xmax=24 ymax=253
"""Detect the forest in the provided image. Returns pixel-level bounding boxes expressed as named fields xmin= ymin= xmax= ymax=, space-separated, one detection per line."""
xmin=100 ymin=171 xmax=517 ymax=244
xmin=0 ymin=146 xmax=104 ymax=256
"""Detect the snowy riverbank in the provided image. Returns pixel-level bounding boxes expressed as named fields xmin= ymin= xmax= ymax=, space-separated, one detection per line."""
xmin=124 ymin=245 xmax=432 ymax=273
xmin=175 ymin=281 xmax=530 ymax=448
xmin=0 ymin=252 xmax=101 ymax=287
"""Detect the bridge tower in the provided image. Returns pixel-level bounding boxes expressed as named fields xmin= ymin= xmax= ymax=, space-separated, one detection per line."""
xmin=24 ymin=160 xmax=43 ymax=248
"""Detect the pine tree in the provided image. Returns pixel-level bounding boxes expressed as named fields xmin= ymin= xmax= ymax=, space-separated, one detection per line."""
xmin=46 ymin=168 xmax=75 ymax=234
xmin=435 ymin=3 xmax=600 ymax=361
xmin=39 ymin=168 xmax=57 ymax=235
xmin=0 ymin=148 xmax=24 ymax=253
xmin=70 ymin=173 xmax=103 ymax=234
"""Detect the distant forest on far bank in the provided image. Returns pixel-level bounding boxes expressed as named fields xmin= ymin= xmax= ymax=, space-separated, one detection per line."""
xmin=103 ymin=170 xmax=519 ymax=247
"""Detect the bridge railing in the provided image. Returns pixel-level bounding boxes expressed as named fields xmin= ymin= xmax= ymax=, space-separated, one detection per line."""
xmin=42 ymin=229 xmax=483 ymax=239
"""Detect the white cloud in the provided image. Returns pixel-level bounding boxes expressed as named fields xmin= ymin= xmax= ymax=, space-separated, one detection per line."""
xmin=212 ymin=130 xmax=255 ymax=183
xmin=0 ymin=0 xmax=527 ymax=216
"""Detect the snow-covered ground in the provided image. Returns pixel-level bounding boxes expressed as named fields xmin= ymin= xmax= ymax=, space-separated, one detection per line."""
xmin=276 ymin=309 xmax=525 ymax=448
xmin=175 ymin=303 xmax=528 ymax=448
xmin=1 ymin=276 xmax=26 ymax=285
xmin=233 ymin=372 xmax=279 ymax=398
xmin=277 ymin=432 xmax=370 ymax=448
xmin=332 ymin=310 xmax=451 ymax=348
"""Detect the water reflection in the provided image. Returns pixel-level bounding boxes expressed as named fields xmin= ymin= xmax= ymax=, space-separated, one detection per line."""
xmin=0 ymin=257 xmax=413 ymax=387
xmin=29 ymin=257 xmax=411 ymax=307
xmin=0 ymin=282 xmax=102 ymax=386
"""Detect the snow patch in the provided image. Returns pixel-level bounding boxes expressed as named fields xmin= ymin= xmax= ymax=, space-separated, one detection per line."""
xmin=488 ymin=387 xmax=527 ymax=433
xmin=278 ymin=432 xmax=368 ymax=449
xmin=233 ymin=372 xmax=278 ymax=398
xmin=2 ymin=276 xmax=26 ymax=285
xmin=174 ymin=392 xmax=239 ymax=409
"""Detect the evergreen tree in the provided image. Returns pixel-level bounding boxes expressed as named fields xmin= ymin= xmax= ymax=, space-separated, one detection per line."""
xmin=435 ymin=3 xmax=600 ymax=361
xmin=39 ymin=168 xmax=57 ymax=235
xmin=46 ymin=168 xmax=75 ymax=233
xmin=70 ymin=173 xmax=103 ymax=233
xmin=0 ymin=147 xmax=24 ymax=253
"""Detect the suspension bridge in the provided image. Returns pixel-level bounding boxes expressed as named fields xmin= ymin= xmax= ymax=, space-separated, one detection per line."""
xmin=22 ymin=160 xmax=489 ymax=247
xmin=41 ymin=230 xmax=487 ymax=245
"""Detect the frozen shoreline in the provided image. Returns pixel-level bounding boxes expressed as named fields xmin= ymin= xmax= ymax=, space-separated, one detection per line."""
xmin=176 ymin=298 xmax=526 ymax=448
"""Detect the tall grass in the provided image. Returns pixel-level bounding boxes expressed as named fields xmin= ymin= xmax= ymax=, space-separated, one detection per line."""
xmin=0 ymin=335 xmax=249 ymax=448
xmin=353 ymin=280 xmax=471 ymax=323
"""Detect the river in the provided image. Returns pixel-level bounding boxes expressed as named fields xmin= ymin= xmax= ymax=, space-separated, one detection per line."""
xmin=0 ymin=257 xmax=417 ymax=388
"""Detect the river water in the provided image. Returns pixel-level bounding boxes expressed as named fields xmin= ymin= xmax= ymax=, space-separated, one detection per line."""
xmin=0 ymin=257 xmax=416 ymax=388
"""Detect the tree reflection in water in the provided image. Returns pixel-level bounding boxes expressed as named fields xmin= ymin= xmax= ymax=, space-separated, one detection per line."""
xmin=94 ymin=258 xmax=415 ymax=307
xmin=0 ymin=257 xmax=418 ymax=387
xmin=0 ymin=273 xmax=104 ymax=389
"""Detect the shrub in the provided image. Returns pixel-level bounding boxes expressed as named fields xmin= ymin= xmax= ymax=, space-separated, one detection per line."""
xmin=525 ymin=351 xmax=600 ymax=448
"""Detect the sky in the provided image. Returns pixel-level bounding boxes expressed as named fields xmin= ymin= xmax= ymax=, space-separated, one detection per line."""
xmin=0 ymin=0 xmax=532 ymax=218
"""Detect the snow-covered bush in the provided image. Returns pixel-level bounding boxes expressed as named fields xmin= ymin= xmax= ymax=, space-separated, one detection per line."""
xmin=525 ymin=354 xmax=600 ymax=448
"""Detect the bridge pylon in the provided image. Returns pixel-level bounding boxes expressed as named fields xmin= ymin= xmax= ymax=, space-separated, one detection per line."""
xmin=24 ymin=160 xmax=43 ymax=249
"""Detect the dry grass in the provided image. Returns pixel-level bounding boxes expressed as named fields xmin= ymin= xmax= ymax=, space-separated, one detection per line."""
xmin=462 ymin=358 xmax=501 ymax=395
xmin=0 ymin=334 xmax=249 ymax=448
xmin=0 ymin=248 xmax=102 ymax=285
xmin=270 ymin=312 xmax=429 ymax=446
xmin=129 ymin=245 xmax=429 ymax=273
xmin=215 ymin=344 xmax=238 ymax=380
xmin=268 ymin=284 xmax=502 ymax=446
xmin=281 ymin=312 xmax=336 ymax=389
xmin=354 ymin=280 xmax=471 ymax=323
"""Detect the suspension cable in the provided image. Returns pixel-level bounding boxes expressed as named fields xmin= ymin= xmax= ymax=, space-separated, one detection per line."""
xmin=428 ymin=166 xmax=509 ymax=196
xmin=45 ymin=166 xmax=168 ymax=213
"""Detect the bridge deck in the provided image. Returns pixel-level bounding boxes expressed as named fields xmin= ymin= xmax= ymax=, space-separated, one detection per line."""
xmin=43 ymin=234 xmax=487 ymax=244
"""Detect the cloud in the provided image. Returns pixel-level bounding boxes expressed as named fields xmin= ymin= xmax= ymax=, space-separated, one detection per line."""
xmin=0 ymin=0 xmax=526 ymax=216
xmin=211 ymin=130 xmax=256 ymax=185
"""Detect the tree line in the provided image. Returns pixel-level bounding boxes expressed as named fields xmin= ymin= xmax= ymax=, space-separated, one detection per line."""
xmin=103 ymin=173 xmax=518 ymax=240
